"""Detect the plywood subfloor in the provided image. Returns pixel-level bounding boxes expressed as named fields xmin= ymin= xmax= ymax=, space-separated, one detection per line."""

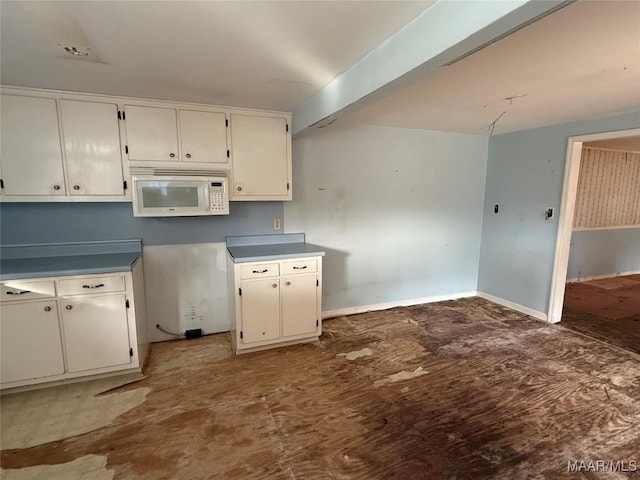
xmin=2 ymin=297 xmax=640 ymax=479
xmin=563 ymin=275 xmax=640 ymax=355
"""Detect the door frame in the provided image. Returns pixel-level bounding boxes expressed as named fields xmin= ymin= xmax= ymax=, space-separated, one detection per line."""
xmin=547 ymin=127 xmax=640 ymax=323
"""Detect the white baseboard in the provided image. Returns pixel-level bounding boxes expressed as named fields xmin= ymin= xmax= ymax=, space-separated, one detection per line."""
xmin=476 ymin=291 xmax=548 ymax=322
xmin=322 ymin=291 xmax=478 ymax=319
xmin=567 ymin=269 xmax=640 ymax=283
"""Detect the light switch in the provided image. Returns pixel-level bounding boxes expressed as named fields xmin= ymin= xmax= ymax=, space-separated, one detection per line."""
xmin=544 ymin=208 xmax=554 ymax=220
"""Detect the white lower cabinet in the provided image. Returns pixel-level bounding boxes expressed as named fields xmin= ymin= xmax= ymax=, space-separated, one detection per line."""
xmin=0 ymin=300 xmax=65 ymax=383
xmin=229 ymin=256 xmax=322 ymax=354
xmin=240 ymin=278 xmax=281 ymax=343
xmin=281 ymin=274 xmax=318 ymax=338
xmin=61 ymin=293 xmax=131 ymax=373
xmin=0 ymin=264 xmax=148 ymax=390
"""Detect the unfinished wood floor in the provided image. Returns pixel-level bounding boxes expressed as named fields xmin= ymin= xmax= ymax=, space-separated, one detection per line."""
xmin=562 ymin=274 xmax=640 ymax=355
xmin=2 ymin=297 xmax=640 ymax=479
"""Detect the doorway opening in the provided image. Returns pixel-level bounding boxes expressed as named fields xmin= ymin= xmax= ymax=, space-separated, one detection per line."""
xmin=547 ymin=129 xmax=640 ymax=350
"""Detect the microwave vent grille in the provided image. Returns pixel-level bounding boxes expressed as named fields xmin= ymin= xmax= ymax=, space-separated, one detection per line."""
xmin=129 ymin=167 xmax=227 ymax=177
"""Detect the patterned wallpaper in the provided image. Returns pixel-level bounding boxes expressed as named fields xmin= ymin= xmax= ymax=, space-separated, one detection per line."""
xmin=573 ymin=147 xmax=640 ymax=229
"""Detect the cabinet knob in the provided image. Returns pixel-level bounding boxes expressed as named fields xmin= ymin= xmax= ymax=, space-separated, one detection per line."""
xmin=236 ymin=186 xmax=243 ymax=192
xmin=73 ymin=185 xmax=80 ymax=190
xmin=169 ymin=153 xmax=176 ymax=158
xmin=66 ymin=305 xmax=73 ymax=310
xmin=272 ymin=283 xmax=277 ymax=288
xmin=53 ymin=185 xmax=61 ymax=191
xmin=44 ymin=306 xmax=52 ymax=312
xmin=285 ymin=281 xmax=291 ymax=286
xmin=185 ymin=153 xmax=191 ymax=159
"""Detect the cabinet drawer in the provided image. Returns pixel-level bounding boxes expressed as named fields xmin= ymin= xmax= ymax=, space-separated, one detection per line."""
xmin=281 ymin=259 xmax=317 ymax=275
xmin=1 ymin=280 xmax=56 ymax=302
xmin=240 ymin=263 xmax=279 ymax=279
xmin=58 ymin=275 xmax=125 ymax=296
xmin=0 ymin=280 xmax=56 ymax=302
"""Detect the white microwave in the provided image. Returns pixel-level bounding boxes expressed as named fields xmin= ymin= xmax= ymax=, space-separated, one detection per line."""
xmin=131 ymin=175 xmax=229 ymax=217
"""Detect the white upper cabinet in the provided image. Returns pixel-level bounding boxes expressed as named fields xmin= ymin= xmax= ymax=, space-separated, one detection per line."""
xmin=124 ymin=105 xmax=228 ymax=165
xmin=230 ymin=114 xmax=291 ymax=200
xmin=178 ymin=110 xmax=228 ymax=164
xmin=0 ymin=94 xmax=66 ymax=196
xmin=0 ymin=87 xmax=291 ymax=203
xmin=60 ymin=99 xmax=125 ymax=196
xmin=124 ymin=105 xmax=179 ymax=162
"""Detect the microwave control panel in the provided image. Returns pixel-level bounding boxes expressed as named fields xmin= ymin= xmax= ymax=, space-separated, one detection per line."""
xmin=209 ymin=180 xmax=229 ymax=214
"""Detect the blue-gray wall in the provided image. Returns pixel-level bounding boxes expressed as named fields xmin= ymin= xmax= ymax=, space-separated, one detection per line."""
xmin=285 ymin=125 xmax=488 ymax=311
xmin=567 ymin=228 xmax=640 ymax=280
xmin=478 ymin=110 xmax=640 ymax=315
xmin=0 ymin=201 xmax=283 ymax=246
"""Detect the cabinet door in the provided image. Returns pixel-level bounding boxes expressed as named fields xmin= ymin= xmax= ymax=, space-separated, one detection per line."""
xmin=281 ymin=274 xmax=318 ymax=338
xmin=124 ymin=105 xmax=179 ymax=162
xmin=0 ymin=94 xmax=66 ymax=195
xmin=178 ymin=110 xmax=228 ymax=164
xmin=60 ymin=99 xmax=125 ymax=196
xmin=230 ymin=114 xmax=290 ymax=199
xmin=0 ymin=300 xmax=65 ymax=383
xmin=61 ymin=293 xmax=131 ymax=373
xmin=240 ymin=278 xmax=280 ymax=343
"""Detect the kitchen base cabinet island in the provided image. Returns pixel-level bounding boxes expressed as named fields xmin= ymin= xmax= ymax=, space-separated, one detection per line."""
xmin=0 ymin=240 xmax=148 ymax=391
xmin=226 ymin=234 xmax=325 ymax=354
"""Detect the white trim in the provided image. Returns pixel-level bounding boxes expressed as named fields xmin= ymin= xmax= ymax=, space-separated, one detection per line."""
xmin=548 ymin=128 xmax=640 ymax=324
xmin=573 ymin=225 xmax=640 ymax=231
xmin=322 ymin=291 xmax=477 ymax=319
xmin=477 ymin=291 xmax=548 ymax=322
xmin=567 ymin=270 xmax=640 ymax=283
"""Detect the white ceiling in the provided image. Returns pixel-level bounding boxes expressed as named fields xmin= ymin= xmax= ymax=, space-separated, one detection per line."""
xmin=341 ymin=0 xmax=640 ymax=135
xmin=1 ymin=1 xmax=638 ymax=135
xmin=0 ymin=1 xmax=432 ymax=112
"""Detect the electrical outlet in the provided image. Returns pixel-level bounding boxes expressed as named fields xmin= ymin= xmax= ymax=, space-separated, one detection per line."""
xmin=273 ymin=218 xmax=281 ymax=230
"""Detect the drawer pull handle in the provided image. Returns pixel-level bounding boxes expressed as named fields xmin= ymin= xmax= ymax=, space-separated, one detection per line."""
xmin=293 ymin=266 xmax=308 ymax=270
xmin=6 ymin=290 xmax=30 ymax=295
xmin=253 ymin=269 xmax=268 ymax=274
xmin=44 ymin=306 xmax=52 ymax=312
xmin=66 ymin=305 xmax=73 ymax=310
xmin=285 ymin=281 xmax=291 ymax=286
xmin=82 ymin=283 xmax=105 ymax=289
xmin=272 ymin=283 xmax=277 ymax=288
